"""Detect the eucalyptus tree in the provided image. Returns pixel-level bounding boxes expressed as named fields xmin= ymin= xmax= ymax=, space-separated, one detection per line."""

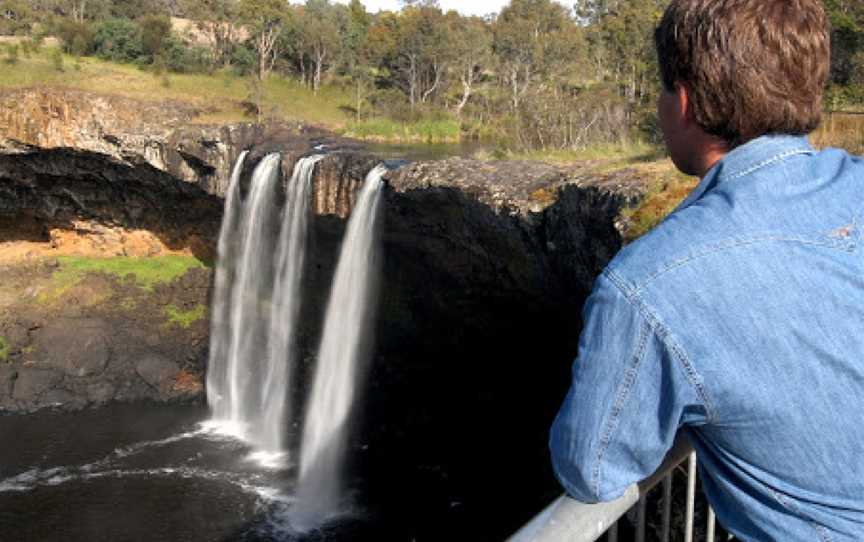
xmin=492 ymin=0 xmax=576 ymax=111
xmin=239 ymin=0 xmax=286 ymax=81
xmin=297 ymin=0 xmax=341 ymax=94
xmin=447 ymin=13 xmax=491 ymax=117
xmin=392 ymin=2 xmax=451 ymax=108
xmin=0 ymin=0 xmax=33 ymax=34
xmin=577 ymin=0 xmax=663 ymax=103
xmin=342 ymin=0 xmax=373 ymax=119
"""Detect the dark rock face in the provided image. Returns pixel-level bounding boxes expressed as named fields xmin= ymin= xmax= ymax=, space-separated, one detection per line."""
xmin=0 ymin=260 xmax=211 ymax=413
xmin=346 ymin=160 xmax=642 ymax=539
xmin=0 ymin=118 xmax=649 ymax=538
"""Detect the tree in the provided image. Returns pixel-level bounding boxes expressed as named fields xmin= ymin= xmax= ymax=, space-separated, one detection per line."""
xmin=581 ymin=0 xmax=663 ymax=103
xmin=140 ymin=14 xmax=171 ymax=57
xmin=493 ymin=0 xmax=577 ymax=110
xmin=298 ymin=0 xmax=341 ymax=94
xmin=825 ymin=0 xmax=864 ymax=86
xmin=343 ymin=0 xmax=373 ymax=119
xmin=0 ymin=0 xmax=33 ymax=35
xmin=239 ymin=0 xmax=286 ymax=81
xmin=391 ymin=3 xmax=450 ymax=108
xmin=447 ymin=14 xmax=491 ymax=117
xmin=92 ymin=18 xmax=143 ymax=62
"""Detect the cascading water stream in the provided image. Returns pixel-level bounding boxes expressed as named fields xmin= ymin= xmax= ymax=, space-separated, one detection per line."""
xmin=223 ymin=153 xmax=282 ymax=443
xmin=259 ymin=154 xmax=325 ymax=457
xmin=206 ymin=151 xmax=388 ymax=528
xmin=207 ymin=152 xmax=326 ymax=465
xmin=206 ymin=150 xmax=248 ymax=420
xmin=290 ymin=164 xmax=387 ymax=529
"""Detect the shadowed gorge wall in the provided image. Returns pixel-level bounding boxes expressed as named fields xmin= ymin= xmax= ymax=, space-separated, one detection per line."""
xmin=0 ymin=128 xmax=646 ymax=539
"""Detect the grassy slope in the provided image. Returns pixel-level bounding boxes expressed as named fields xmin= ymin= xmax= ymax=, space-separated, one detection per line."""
xmin=0 ymin=47 xmax=458 ymax=141
xmin=1 ymin=47 xmax=354 ymax=127
xmin=5 ymin=47 xmax=861 ymax=237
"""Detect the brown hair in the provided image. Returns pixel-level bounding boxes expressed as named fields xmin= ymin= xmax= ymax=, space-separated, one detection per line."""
xmin=655 ymin=0 xmax=830 ymax=146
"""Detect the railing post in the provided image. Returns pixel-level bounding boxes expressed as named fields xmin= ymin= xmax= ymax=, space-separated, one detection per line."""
xmin=684 ymin=452 xmax=697 ymax=542
xmin=707 ymin=506 xmax=717 ymax=542
xmin=661 ymin=473 xmax=672 ymax=542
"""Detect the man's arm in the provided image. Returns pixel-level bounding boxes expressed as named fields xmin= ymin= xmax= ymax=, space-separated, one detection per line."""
xmin=549 ymin=271 xmax=709 ymax=502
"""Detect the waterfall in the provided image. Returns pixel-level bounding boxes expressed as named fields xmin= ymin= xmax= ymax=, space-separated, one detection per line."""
xmin=291 ymin=164 xmax=387 ymax=528
xmin=206 ymin=150 xmax=248 ymax=420
xmin=207 ymin=153 xmax=325 ymax=463
xmin=259 ymin=154 xmax=325 ymax=456
xmin=206 ymin=151 xmax=388 ymax=528
xmin=223 ymin=153 xmax=282 ymax=444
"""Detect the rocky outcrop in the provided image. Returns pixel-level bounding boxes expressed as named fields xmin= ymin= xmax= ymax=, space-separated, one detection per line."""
xmin=0 ymin=114 xmax=651 ymax=536
xmin=0 ymin=88 xmax=261 ymax=195
xmin=0 ymin=259 xmax=209 ymax=412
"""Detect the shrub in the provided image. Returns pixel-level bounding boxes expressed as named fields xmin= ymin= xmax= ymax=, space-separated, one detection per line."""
xmin=230 ymin=44 xmax=256 ymax=76
xmin=50 ymin=47 xmax=64 ymax=72
xmin=139 ymin=14 xmax=171 ymax=57
xmin=93 ymin=18 xmax=143 ymax=63
xmin=162 ymin=35 xmax=213 ymax=74
xmin=54 ymin=18 xmax=94 ymax=56
xmin=4 ymin=44 xmax=19 ymax=65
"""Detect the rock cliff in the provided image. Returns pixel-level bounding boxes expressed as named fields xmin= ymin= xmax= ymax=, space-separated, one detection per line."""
xmin=0 ymin=88 xmax=649 ymax=538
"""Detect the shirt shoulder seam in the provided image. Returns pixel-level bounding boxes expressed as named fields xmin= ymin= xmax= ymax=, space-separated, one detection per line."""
xmin=720 ymin=148 xmax=812 ymax=182
xmin=629 ymin=233 xmax=856 ymax=294
xmin=603 ymin=268 xmax=718 ymax=424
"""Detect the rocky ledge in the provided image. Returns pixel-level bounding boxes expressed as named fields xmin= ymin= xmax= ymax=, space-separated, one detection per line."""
xmin=0 ymin=106 xmax=652 ymax=535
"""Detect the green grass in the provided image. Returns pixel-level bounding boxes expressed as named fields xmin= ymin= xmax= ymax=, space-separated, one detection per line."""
xmin=1 ymin=47 xmax=354 ymax=127
xmin=343 ymin=117 xmax=461 ymax=143
xmin=0 ymin=336 xmax=8 ymax=362
xmin=164 ymin=304 xmax=207 ymax=328
xmin=504 ymin=140 xmax=664 ymax=167
xmin=42 ymin=255 xmax=206 ymax=301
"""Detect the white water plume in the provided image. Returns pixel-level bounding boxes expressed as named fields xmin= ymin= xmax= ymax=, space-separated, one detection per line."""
xmin=208 ymin=153 xmax=282 ymax=449
xmin=206 ymin=150 xmax=248 ymax=418
xmin=207 ymin=153 xmax=327 ymax=467
xmin=261 ymin=155 xmax=325 ymax=456
xmin=291 ymin=164 xmax=387 ymax=529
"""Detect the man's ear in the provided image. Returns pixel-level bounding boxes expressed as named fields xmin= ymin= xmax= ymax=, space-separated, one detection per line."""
xmin=676 ymin=83 xmax=693 ymax=127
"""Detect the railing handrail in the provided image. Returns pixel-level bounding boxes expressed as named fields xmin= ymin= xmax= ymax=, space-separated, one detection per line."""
xmin=508 ymin=437 xmax=694 ymax=542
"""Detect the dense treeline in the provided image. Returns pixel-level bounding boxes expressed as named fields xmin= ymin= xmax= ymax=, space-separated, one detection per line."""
xmin=1 ymin=0 xmax=862 ymax=148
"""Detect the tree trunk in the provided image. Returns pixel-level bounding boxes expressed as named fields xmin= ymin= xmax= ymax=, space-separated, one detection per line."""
xmin=421 ymin=61 xmax=441 ymax=104
xmin=314 ymin=48 xmax=326 ymax=95
xmin=257 ymin=33 xmax=267 ymax=82
xmin=355 ymin=80 xmax=362 ymax=122
xmin=510 ymin=67 xmax=521 ymax=111
xmin=409 ymin=55 xmax=417 ymax=109
xmin=455 ymin=69 xmax=472 ymax=117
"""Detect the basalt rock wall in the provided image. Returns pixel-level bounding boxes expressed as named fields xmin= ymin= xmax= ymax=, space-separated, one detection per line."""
xmin=0 ymin=107 xmax=647 ymax=537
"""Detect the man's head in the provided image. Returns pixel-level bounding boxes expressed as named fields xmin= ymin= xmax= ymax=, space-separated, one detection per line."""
xmin=654 ymin=0 xmax=830 ymax=175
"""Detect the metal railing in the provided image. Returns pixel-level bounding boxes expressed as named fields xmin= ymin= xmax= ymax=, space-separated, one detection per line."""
xmin=508 ymin=437 xmax=731 ymax=542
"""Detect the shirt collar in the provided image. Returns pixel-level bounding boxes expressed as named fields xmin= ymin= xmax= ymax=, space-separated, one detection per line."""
xmin=676 ymin=134 xmax=815 ymax=211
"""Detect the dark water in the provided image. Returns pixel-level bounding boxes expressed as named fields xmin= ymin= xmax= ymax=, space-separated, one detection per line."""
xmin=0 ymin=403 xmax=361 ymax=542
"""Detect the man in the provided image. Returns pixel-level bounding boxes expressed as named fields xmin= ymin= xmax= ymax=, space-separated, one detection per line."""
xmin=549 ymin=0 xmax=864 ymax=540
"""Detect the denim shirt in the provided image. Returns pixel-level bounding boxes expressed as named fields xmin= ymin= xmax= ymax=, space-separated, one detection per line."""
xmin=550 ymin=135 xmax=864 ymax=541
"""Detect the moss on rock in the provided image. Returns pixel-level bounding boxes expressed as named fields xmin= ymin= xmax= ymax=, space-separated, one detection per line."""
xmin=163 ymin=304 xmax=206 ymax=329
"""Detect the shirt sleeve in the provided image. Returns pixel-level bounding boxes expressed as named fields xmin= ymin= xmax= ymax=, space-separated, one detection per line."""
xmin=549 ymin=271 xmax=708 ymax=503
